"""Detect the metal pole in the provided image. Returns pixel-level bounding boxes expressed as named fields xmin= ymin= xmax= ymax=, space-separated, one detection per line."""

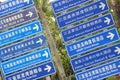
xmin=45 ymin=76 xmax=51 ymax=80
xmin=0 ymin=71 xmax=4 ymax=80
xmin=36 ymin=0 xmax=67 ymax=80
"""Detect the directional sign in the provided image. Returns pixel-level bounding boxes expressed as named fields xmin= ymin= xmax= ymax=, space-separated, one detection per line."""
xmin=71 ymin=43 xmax=120 ymax=72
xmin=61 ymin=13 xmax=115 ymax=42
xmin=5 ymin=61 xmax=56 ymax=80
xmin=0 ymin=0 xmax=9 ymax=3
xmin=0 ymin=6 xmax=38 ymax=31
xmin=66 ymin=28 xmax=120 ymax=57
xmin=75 ymin=59 xmax=120 ymax=80
xmin=0 ymin=0 xmax=34 ymax=17
xmin=1 ymin=48 xmax=51 ymax=75
xmin=56 ymin=0 xmax=109 ymax=28
xmin=51 ymin=0 xmax=90 ymax=14
xmin=0 ymin=20 xmax=43 ymax=47
xmin=0 ymin=35 xmax=46 ymax=61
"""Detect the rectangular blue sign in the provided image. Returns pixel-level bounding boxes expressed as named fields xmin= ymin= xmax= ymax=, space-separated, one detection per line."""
xmin=51 ymin=0 xmax=90 ymax=14
xmin=5 ymin=61 xmax=56 ymax=80
xmin=71 ymin=43 xmax=120 ymax=72
xmin=0 ymin=0 xmax=9 ymax=3
xmin=1 ymin=48 xmax=51 ymax=75
xmin=0 ymin=6 xmax=38 ymax=31
xmin=0 ymin=0 xmax=34 ymax=17
xmin=0 ymin=35 xmax=46 ymax=61
xmin=61 ymin=13 xmax=115 ymax=42
xmin=0 ymin=20 xmax=43 ymax=47
xmin=75 ymin=59 xmax=120 ymax=80
xmin=56 ymin=0 xmax=109 ymax=28
xmin=66 ymin=28 xmax=120 ymax=57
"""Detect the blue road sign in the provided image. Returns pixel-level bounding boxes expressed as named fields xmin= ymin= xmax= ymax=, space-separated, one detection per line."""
xmin=1 ymin=48 xmax=51 ymax=75
xmin=0 ymin=0 xmax=10 ymax=3
xmin=75 ymin=59 xmax=120 ymax=80
xmin=0 ymin=0 xmax=34 ymax=17
xmin=61 ymin=13 xmax=115 ymax=42
xmin=5 ymin=61 xmax=56 ymax=80
xmin=51 ymin=0 xmax=90 ymax=14
xmin=71 ymin=43 xmax=120 ymax=72
xmin=0 ymin=35 xmax=46 ymax=61
xmin=56 ymin=0 xmax=109 ymax=28
xmin=0 ymin=6 xmax=39 ymax=31
xmin=0 ymin=20 xmax=43 ymax=47
xmin=66 ymin=28 xmax=120 ymax=57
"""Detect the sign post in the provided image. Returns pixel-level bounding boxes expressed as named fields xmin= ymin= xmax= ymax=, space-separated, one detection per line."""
xmin=36 ymin=0 xmax=67 ymax=80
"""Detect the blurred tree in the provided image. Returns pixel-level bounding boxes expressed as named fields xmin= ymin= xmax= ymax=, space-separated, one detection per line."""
xmin=110 ymin=0 xmax=120 ymax=27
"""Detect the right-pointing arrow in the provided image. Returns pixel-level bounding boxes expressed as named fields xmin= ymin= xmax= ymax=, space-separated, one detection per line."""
xmin=44 ymin=65 xmax=52 ymax=72
xmin=115 ymin=46 xmax=120 ymax=54
xmin=42 ymin=51 xmax=49 ymax=58
xmin=24 ymin=0 xmax=30 ymax=4
xmin=107 ymin=32 xmax=115 ymax=40
xmin=26 ymin=11 xmax=33 ymax=18
xmin=99 ymin=2 xmax=106 ymax=10
xmin=33 ymin=24 xmax=39 ymax=31
xmin=36 ymin=38 xmax=43 ymax=44
xmin=104 ymin=17 xmax=111 ymax=25
xmin=118 ymin=65 xmax=120 ymax=68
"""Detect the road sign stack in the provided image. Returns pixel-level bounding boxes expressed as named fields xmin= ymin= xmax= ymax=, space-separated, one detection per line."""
xmin=0 ymin=0 xmax=56 ymax=80
xmin=51 ymin=0 xmax=120 ymax=79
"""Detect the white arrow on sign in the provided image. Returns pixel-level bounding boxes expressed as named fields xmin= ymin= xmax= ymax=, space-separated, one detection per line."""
xmin=42 ymin=51 xmax=49 ymax=58
xmin=26 ymin=11 xmax=33 ymax=18
xmin=33 ymin=24 xmax=39 ymax=31
xmin=115 ymin=46 xmax=120 ymax=54
xmin=99 ymin=2 xmax=106 ymax=10
xmin=24 ymin=0 xmax=30 ymax=4
xmin=118 ymin=65 xmax=120 ymax=68
xmin=104 ymin=17 xmax=111 ymax=25
xmin=107 ymin=32 xmax=115 ymax=40
xmin=44 ymin=65 xmax=52 ymax=72
xmin=36 ymin=38 xmax=43 ymax=44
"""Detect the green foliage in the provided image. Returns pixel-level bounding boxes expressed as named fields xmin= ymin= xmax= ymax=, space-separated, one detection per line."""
xmin=36 ymin=0 xmax=73 ymax=78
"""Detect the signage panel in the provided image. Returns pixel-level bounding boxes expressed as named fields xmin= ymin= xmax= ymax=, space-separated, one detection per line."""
xmin=0 ymin=35 xmax=46 ymax=61
xmin=0 ymin=0 xmax=34 ymax=17
xmin=71 ymin=43 xmax=120 ymax=72
xmin=51 ymin=0 xmax=89 ymax=14
xmin=0 ymin=6 xmax=38 ymax=31
xmin=61 ymin=13 xmax=114 ymax=42
xmin=0 ymin=20 xmax=43 ymax=46
xmin=75 ymin=59 xmax=120 ymax=80
xmin=5 ymin=61 xmax=56 ymax=80
xmin=66 ymin=28 xmax=120 ymax=57
xmin=1 ymin=48 xmax=51 ymax=75
xmin=56 ymin=0 xmax=109 ymax=28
